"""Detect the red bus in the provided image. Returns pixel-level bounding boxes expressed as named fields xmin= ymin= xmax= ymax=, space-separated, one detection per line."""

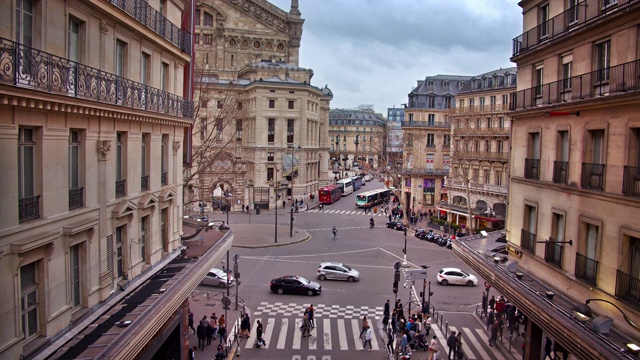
xmin=319 ymin=185 xmax=341 ymax=204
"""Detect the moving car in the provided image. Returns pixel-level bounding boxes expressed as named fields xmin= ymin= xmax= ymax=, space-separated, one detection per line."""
xmin=317 ymin=262 xmax=360 ymax=282
xmin=202 ymin=268 xmax=235 ymax=288
xmin=364 ymin=174 xmax=372 ymax=182
xmin=437 ymin=268 xmax=478 ymax=286
xmin=270 ymin=275 xmax=322 ymax=296
xmin=386 ymin=221 xmax=407 ymax=231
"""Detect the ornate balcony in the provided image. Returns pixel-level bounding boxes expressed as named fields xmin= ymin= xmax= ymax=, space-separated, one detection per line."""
xmin=544 ymin=240 xmax=563 ymax=268
xmin=575 ymin=253 xmax=598 ymax=285
xmin=452 ymin=150 xmax=508 ymax=162
xmin=453 ymin=127 xmax=510 ymax=136
xmin=116 ymin=179 xmax=126 ymax=198
xmin=402 ymin=167 xmax=449 ymax=176
xmin=0 ymin=37 xmax=193 ymax=118
xmin=141 ymin=175 xmax=150 ymax=191
xmin=509 ymin=59 xmax=640 ymax=111
xmin=401 ymin=121 xmax=451 ymax=129
xmin=69 ymin=187 xmax=84 ymax=210
xmin=19 ymin=195 xmax=40 ymax=223
xmin=552 ymin=161 xmax=568 ymax=184
xmin=161 ymin=171 xmax=168 ymax=186
xmin=108 ymin=0 xmax=191 ymax=54
xmin=616 ymin=269 xmax=640 ymax=310
xmin=623 ymin=165 xmax=640 ymax=196
xmin=454 ymin=104 xmax=511 ymax=114
xmin=521 ymin=229 xmax=536 ymax=254
xmin=524 ymin=158 xmax=540 ymax=180
xmin=581 ymin=163 xmax=605 ymax=190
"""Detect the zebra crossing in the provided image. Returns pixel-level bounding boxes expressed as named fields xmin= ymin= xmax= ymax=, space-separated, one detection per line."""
xmin=306 ymin=209 xmax=388 ymax=217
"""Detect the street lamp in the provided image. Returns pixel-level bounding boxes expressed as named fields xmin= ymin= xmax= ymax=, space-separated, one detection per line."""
xmin=287 ymin=144 xmax=300 ymax=237
xmin=335 ymin=136 xmax=341 ymax=179
xmin=275 ymin=180 xmax=280 ymax=243
xmin=354 ymin=134 xmax=360 ymax=171
xmin=402 ymin=227 xmax=409 ymax=267
xmin=574 ymin=298 xmax=640 ymax=331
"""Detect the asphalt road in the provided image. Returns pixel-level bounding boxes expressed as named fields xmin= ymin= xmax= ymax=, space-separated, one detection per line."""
xmin=209 ymin=179 xmax=516 ymax=360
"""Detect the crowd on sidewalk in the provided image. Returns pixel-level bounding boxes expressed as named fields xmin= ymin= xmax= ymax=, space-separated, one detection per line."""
xmin=187 ymin=311 xmax=228 ymax=360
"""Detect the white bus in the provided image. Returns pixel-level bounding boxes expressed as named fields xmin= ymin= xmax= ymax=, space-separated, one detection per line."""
xmin=355 ymin=188 xmax=392 ymax=208
xmin=336 ymin=179 xmax=354 ymax=196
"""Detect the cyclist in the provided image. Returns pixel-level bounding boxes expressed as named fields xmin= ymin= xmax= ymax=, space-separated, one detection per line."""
xmin=332 ymin=226 xmax=337 ymax=239
xmin=370 ymin=217 xmax=375 ymax=228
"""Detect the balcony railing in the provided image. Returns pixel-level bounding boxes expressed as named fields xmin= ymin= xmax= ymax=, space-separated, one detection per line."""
xmin=509 ymin=59 xmax=640 ymax=111
xmin=401 ymin=121 xmax=451 ymax=129
xmin=521 ymin=229 xmax=536 ymax=254
xmin=161 ymin=171 xmax=168 ymax=186
xmin=453 ymin=127 xmax=510 ymax=136
xmin=581 ymin=163 xmax=605 ymax=190
xmin=512 ymin=0 xmax=639 ymax=57
xmin=19 ymin=195 xmax=40 ymax=223
xmin=575 ymin=253 xmax=598 ymax=285
xmin=108 ymin=0 xmax=191 ymax=54
xmin=623 ymin=166 xmax=640 ymax=196
xmin=553 ymin=161 xmax=569 ymax=184
xmin=116 ymin=179 xmax=126 ymax=198
xmin=69 ymin=187 xmax=84 ymax=210
xmin=616 ymin=269 xmax=640 ymax=310
xmin=141 ymin=175 xmax=150 ymax=191
xmin=402 ymin=168 xmax=449 ymax=176
xmin=426 ymin=143 xmax=436 ymax=148
xmin=524 ymin=158 xmax=540 ymax=180
xmin=452 ymin=150 xmax=508 ymax=162
xmin=454 ymin=104 xmax=511 ymax=114
xmin=0 ymin=37 xmax=193 ymax=118
xmin=544 ymin=240 xmax=564 ymax=268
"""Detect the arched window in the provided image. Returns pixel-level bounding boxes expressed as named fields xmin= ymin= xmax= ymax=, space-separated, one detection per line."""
xmin=203 ymin=12 xmax=214 ymax=27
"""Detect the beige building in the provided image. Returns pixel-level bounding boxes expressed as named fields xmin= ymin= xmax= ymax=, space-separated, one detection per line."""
xmin=0 ymin=0 xmax=231 ymax=359
xmin=444 ymin=67 xmax=516 ymax=232
xmin=190 ymin=0 xmax=332 ymax=210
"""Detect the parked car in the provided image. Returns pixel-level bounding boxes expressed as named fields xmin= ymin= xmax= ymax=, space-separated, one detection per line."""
xmin=202 ymin=268 xmax=235 ymax=288
xmin=437 ymin=268 xmax=478 ymax=286
xmin=386 ymin=221 xmax=407 ymax=231
xmin=270 ymin=275 xmax=322 ymax=296
xmin=317 ymin=262 xmax=360 ymax=282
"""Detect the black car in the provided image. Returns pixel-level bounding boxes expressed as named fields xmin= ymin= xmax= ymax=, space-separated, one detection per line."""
xmin=270 ymin=275 xmax=322 ymax=296
xmin=386 ymin=221 xmax=406 ymax=231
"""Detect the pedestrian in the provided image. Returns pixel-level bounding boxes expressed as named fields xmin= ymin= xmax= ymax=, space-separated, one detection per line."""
xmin=384 ymin=299 xmax=391 ymax=316
xmin=189 ymin=312 xmax=196 ymax=334
xmin=409 ymin=328 xmax=416 ymax=350
xmin=489 ymin=295 xmax=496 ymax=310
xmin=205 ymin=322 xmax=214 ymax=345
xmin=388 ymin=214 xmax=392 ymax=223
xmin=456 ymin=331 xmax=463 ymax=359
xmin=362 ymin=326 xmax=373 ymax=351
xmin=308 ymin=304 xmax=315 ymax=328
xmin=282 ymin=200 xmax=286 ymax=209
xmin=196 ymin=321 xmax=206 ymax=350
xmin=543 ymin=337 xmax=554 ymax=359
xmin=425 ymin=316 xmax=432 ymax=335
xmin=201 ymin=315 xmax=210 ymax=328
xmin=400 ymin=331 xmax=409 ymax=355
xmin=255 ymin=320 xmax=266 ymax=348
xmin=359 ymin=316 xmax=369 ymax=337
xmin=421 ymin=302 xmax=430 ymax=320
xmin=496 ymin=296 xmax=506 ymax=315
xmin=295 ymin=204 xmax=299 ymax=213
xmin=481 ymin=291 xmax=488 ymax=314
xmin=386 ymin=326 xmax=395 ymax=355
xmin=447 ymin=331 xmax=457 ymax=359
xmin=489 ymin=321 xmax=499 ymax=347
xmin=427 ymin=335 xmax=439 ymax=360
xmin=245 ymin=205 xmax=249 ymax=213
xmin=210 ymin=313 xmax=218 ymax=340
xmin=189 ymin=346 xmax=196 ymax=360
xmin=214 ymin=344 xmax=225 ymax=360
xmin=397 ymin=302 xmax=405 ymax=320
xmin=554 ymin=341 xmax=569 ymax=360
xmin=301 ymin=314 xmax=311 ymax=337
xmin=382 ymin=312 xmax=390 ymax=331
xmin=218 ymin=314 xmax=226 ymax=329
xmin=241 ymin=313 xmax=251 ymax=338
xmin=486 ymin=309 xmax=495 ymax=331
xmin=218 ymin=324 xmax=227 ymax=345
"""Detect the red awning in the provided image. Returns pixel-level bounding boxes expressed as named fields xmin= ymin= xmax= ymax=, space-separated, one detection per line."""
xmin=473 ymin=215 xmax=502 ymax=222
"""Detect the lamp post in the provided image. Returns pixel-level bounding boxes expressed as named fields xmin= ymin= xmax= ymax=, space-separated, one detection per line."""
xmin=354 ymin=134 xmax=360 ymax=171
xmin=402 ymin=227 xmax=409 ymax=267
xmin=574 ymin=298 xmax=640 ymax=331
xmin=275 ymin=180 xmax=280 ymax=243
xmin=288 ymin=144 xmax=300 ymax=237
xmin=335 ymin=136 xmax=341 ymax=179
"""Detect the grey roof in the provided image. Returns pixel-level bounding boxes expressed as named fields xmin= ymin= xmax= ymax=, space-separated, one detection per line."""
xmin=458 ymin=66 xmax=518 ymax=93
xmin=410 ymin=74 xmax=473 ymax=96
xmin=329 ymin=108 xmax=386 ymax=126
xmin=246 ymin=60 xmax=312 ymax=72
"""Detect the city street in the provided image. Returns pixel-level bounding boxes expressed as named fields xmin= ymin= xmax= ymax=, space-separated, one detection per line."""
xmin=205 ymin=180 xmax=517 ymax=360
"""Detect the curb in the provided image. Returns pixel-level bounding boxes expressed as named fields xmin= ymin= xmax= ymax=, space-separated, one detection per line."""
xmin=231 ymin=233 xmax=312 ymax=249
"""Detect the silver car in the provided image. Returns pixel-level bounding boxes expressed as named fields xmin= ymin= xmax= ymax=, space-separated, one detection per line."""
xmin=202 ymin=268 xmax=235 ymax=288
xmin=317 ymin=262 xmax=360 ymax=282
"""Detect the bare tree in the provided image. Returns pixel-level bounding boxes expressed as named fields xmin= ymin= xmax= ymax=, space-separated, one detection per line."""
xmin=370 ymin=124 xmax=409 ymax=194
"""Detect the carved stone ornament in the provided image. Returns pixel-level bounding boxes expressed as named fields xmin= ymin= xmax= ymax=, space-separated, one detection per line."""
xmin=97 ymin=140 xmax=111 ymax=161
xmin=100 ymin=23 xmax=109 ymax=35
xmin=173 ymin=141 xmax=181 ymax=154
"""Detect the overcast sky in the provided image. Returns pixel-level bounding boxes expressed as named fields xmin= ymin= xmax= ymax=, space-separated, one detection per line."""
xmin=268 ymin=0 xmax=522 ymax=113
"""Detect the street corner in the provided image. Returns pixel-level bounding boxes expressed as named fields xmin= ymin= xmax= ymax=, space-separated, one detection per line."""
xmin=231 ymin=227 xmax=312 ymax=249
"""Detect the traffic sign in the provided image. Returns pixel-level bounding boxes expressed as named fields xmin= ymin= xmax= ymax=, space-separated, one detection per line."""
xmin=394 ymin=261 xmax=402 ymax=271
xmin=222 ymin=296 xmax=231 ymax=307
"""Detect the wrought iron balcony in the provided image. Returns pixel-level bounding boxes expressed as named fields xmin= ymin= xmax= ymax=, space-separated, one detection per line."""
xmin=452 ymin=150 xmax=508 ymax=162
xmin=453 ymin=127 xmax=510 ymax=136
xmin=553 ymin=161 xmax=569 ymax=184
xmin=0 ymin=37 xmax=193 ymax=118
xmin=69 ymin=187 xmax=84 ymax=210
xmin=402 ymin=167 xmax=449 ymax=176
xmin=116 ymin=179 xmax=126 ymax=198
xmin=161 ymin=171 xmax=168 ymax=186
xmin=19 ymin=195 xmax=40 ymax=223
xmin=401 ymin=121 xmax=451 ymax=129
xmin=521 ymin=228 xmax=536 ymax=254
xmin=616 ymin=269 xmax=640 ymax=310
xmin=544 ymin=239 xmax=564 ymax=268
xmin=108 ymin=0 xmax=191 ymax=54
xmin=623 ymin=165 xmax=640 ymax=196
xmin=455 ymin=104 xmax=512 ymax=114
xmin=575 ymin=252 xmax=598 ymax=285
xmin=141 ymin=175 xmax=150 ymax=191
xmin=509 ymin=59 xmax=640 ymax=111
xmin=581 ymin=163 xmax=605 ymax=190
xmin=512 ymin=0 xmax=639 ymax=57
xmin=524 ymin=158 xmax=540 ymax=180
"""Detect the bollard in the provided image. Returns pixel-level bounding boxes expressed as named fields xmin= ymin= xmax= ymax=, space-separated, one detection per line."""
xmin=206 ymin=291 xmax=210 ymax=299
xmin=445 ymin=321 xmax=448 ymax=337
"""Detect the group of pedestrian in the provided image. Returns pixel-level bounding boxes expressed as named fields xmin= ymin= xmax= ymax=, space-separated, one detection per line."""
xmin=446 ymin=330 xmax=463 ymax=359
xmin=193 ymin=312 xmax=227 ymax=352
xmin=300 ymin=305 xmax=315 ymax=337
xmin=382 ymin=298 xmax=438 ymax=358
xmin=483 ymin=292 xmax=526 ymax=349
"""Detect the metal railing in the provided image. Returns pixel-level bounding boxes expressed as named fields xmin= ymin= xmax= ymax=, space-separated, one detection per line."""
xmin=19 ymin=195 xmax=40 ymax=223
xmin=401 ymin=168 xmax=449 ymax=176
xmin=108 ymin=0 xmax=191 ymax=54
xmin=0 ymin=37 xmax=193 ymax=118
xmin=116 ymin=179 xmax=126 ymax=198
xmin=544 ymin=240 xmax=563 ymax=268
xmin=401 ymin=121 xmax=451 ymax=128
xmin=575 ymin=253 xmax=598 ymax=285
xmin=553 ymin=161 xmax=569 ymax=184
xmin=521 ymin=229 xmax=536 ymax=254
xmin=452 ymin=150 xmax=508 ymax=162
xmin=453 ymin=127 xmax=510 ymax=136
xmin=69 ymin=187 xmax=84 ymax=210
xmin=581 ymin=163 xmax=605 ymax=190
xmin=141 ymin=175 xmax=150 ymax=191
xmin=524 ymin=158 xmax=539 ymax=180
xmin=509 ymin=59 xmax=640 ymax=111
xmin=161 ymin=171 xmax=168 ymax=186
xmin=455 ymin=104 xmax=512 ymax=114
xmin=512 ymin=0 xmax=639 ymax=57
xmin=616 ymin=269 xmax=640 ymax=310
xmin=623 ymin=165 xmax=640 ymax=196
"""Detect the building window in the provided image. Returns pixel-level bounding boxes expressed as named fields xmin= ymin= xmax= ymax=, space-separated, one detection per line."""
xmin=203 ymin=34 xmax=213 ymax=45
xmin=237 ymin=101 xmax=243 ymax=110
xmin=267 ymin=152 xmax=274 ymax=162
xmin=443 ymin=135 xmax=451 ymax=148
xmin=200 ymin=118 xmax=207 ymax=141
xmin=69 ymin=130 xmax=83 ymax=209
xmin=426 ymin=81 xmax=434 ymax=91
xmin=141 ymin=134 xmax=149 ymax=191
xmin=21 ymin=261 xmax=39 ymax=340
xmin=116 ymin=40 xmax=126 ymax=78
xmin=495 ymin=170 xmax=503 ymax=186
xmin=236 ymin=120 xmax=243 ymax=141
xmin=554 ymin=130 xmax=570 ymax=184
xmin=535 ymin=66 xmax=544 ymax=97
xmin=539 ymin=3 xmax=549 ymax=39
xmin=268 ymin=118 xmax=275 ymax=143
xmin=576 ymin=221 xmax=599 ymax=284
xmin=525 ymin=132 xmax=540 ymax=179
xmin=427 ymin=134 xmax=435 ymax=147
xmin=568 ymin=0 xmax=579 ymax=24
xmin=428 ymin=96 xmax=435 ymax=108
xmin=288 ymin=100 xmax=294 ymax=109
xmin=485 ymin=140 xmax=491 ymax=152
xmin=497 ymin=140 xmax=504 ymax=154
xmin=499 ymin=117 xmax=505 ymax=128
xmin=502 ymin=95 xmax=508 ymax=108
xmin=426 ymin=154 xmax=434 ymax=170
xmin=522 ymin=204 xmax=537 ymax=253
xmin=267 ymin=167 xmax=274 ymax=182
xmin=70 ymin=244 xmax=81 ymax=307
xmin=474 ymin=140 xmax=480 ymax=152
xmin=115 ymin=225 xmax=124 ymax=278
xmin=215 ymin=119 xmax=223 ymax=141
xmin=596 ymin=40 xmax=610 ymax=83
xmin=444 ymin=97 xmax=452 ymax=109
xmin=443 ymin=154 xmax=450 ymax=171
xmin=269 ymin=99 xmax=276 ymax=109
xmin=428 ymin=114 xmax=435 ymax=125
xmin=16 ymin=0 xmax=34 ymax=47
xmin=479 ymin=97 xmax=485 ymax=110
xmin=203 ymin=11 xmax=213 ymax=27
xmin=443 ymin=81 xmax=451 ymax=92
xmin=140 ymin=216 xmax=148 ymax=263
xmin=476 ymin=118 xmax=482 ymax=129
xmin=161 ymin=62 xmax=169 ymax=91
xmin=287 ymin=119 xmax=294 ymax=143
xmin=201 ymin=100 xmax=208 ymax=109
xmin=141 ymin=53 xmax=150 ymax=85
xmin=217 ymin=100 xmax=223 ymax=109
xmin=490 ymin=96 xmax=496 ymax=110
xmin=459 ymin=99 xmax=465 ymax=111
xmin=487 ymin=118 xmax=493 ymax=128
xmin=484 ymin=171 xmax=490 ymax=184
xmin=547 ymin=212 xmax=566 ymax=266
xmin=18 ymin=127 xmax=37 ymax=219
xmin=116 ymin=132 xmax=126 ymax=197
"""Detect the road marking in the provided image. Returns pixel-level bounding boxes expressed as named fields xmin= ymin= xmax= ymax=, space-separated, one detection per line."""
xmin=276 ymin=318 xmax=288 ymax=349
xmin=431 ymin=322 xmax=449 ymax=355
xmin=323 ymin=318 xmax=332 ymax=350
xmin=264 ymin=318 xmax=275 ymax=348
xmin=309 ymin=321 xmax=317 ymax=350
xmin=369 ymin=324 xmax=380 ymax=351
xmin=293 ymin=318 xmax=302 ymax=349
xmin=337 ymin=319 xmax=348 ymax=350
xmin=474 ymin=328 xmax=507 ymax=360
xmin=351 ymin=319 xmax=363 ymax=350
xmin=450 ymin=326 xmax=475 ymax=360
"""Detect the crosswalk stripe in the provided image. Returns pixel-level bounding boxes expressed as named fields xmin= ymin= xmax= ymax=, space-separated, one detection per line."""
xmin=468 ymin=328 xmax=494 ymax=360
xmin=246 ymin=318 xmax=259 ymax=349
xmin=264 ymin=318 xmax=275 ymax=349
xmin=369 ymin=325 xmax=380 ymax=351
xmin=351 ymin=319 xmax=363 ymax=350
xmin=474 ymin=328 xmax=507 ymax=360
xmin=292 ymin=318 xmax=302 ymax=349
xmin=309 ymin=322 xmax=317 ymax=350
xmin=337 ymin=319 xmax=348 ymax=350
xmin=431 ymin=323 xmax=450 ymax=355
xmin=276 ymin=318 xmax=288 ymax=349
xmin=450 ymin=326 xmax=476 ymax=360
xmin=322 ymin=318 xmax=332 ymax=350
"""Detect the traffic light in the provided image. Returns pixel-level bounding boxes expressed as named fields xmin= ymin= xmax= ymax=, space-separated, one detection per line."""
xmin=394 ymin=270 xmax=400 ymax=283
xmin=393 ymin=281 xmax=398 ymax=294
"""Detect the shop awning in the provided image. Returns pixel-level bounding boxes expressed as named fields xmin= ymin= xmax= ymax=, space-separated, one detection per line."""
xmin=473 ymin=215 xmax=503 ymax=222
xmin=437 ymin=208 xmax=470 ymax=218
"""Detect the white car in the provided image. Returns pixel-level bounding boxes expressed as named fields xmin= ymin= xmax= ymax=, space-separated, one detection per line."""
xmin=437 ymin=268 xmax=478 ymax=286
xmin=364 ymin=174 xmax=372 ymax=182
xmin=202 ymin=268 xmax=235 ymax=288
xmin=317 ymin=262 xmax=360 ymax=282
